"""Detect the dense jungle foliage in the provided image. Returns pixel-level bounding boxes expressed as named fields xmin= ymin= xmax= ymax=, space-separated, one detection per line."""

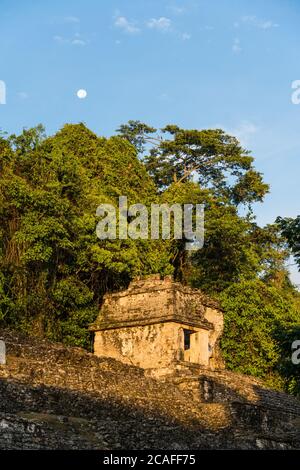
xmin=0 ymin=121 xmax=299 ymax=394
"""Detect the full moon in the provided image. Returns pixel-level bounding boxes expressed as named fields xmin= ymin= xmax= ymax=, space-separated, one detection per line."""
xmin=77 ymin=89 xmax=87 ymax=99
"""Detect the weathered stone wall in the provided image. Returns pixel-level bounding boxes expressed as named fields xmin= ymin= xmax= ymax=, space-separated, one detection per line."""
xmin=204 ymin=307 xmax=224 ymax=369
xmin=1 ymin=329 xmax=300 ymax=450
xmin=94 ymin=322 xmax=181 ymax=368
xmin=94 ymin=322 xmax=213 ymax=369
xmin=0 ymin=413 xmax=98 ymax=450
xmin=91 ymin=276 xmax=220 ymax=330
xmin=91 ymin=276 xmax=224 ymax=371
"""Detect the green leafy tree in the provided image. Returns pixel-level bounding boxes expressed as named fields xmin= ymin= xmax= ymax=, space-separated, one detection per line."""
xmin=0 ymin=123 xmax=173 ymax=346
xmin=1 ymin=119 xmax=298 ymax=397
xmin=220 ymin=279 xmax=300 ymax=389
xmin=275 ymin=323 xmax=300 ymax=395
xmin=276 ymin=216 xmax=300 ymax=269
xmin=117 ymin=121 xmax=269 ymax=206
xmin=117 ymin=121 xmax=274 ymax=289
xmin=191 ymin=219 xmax=290 ymax=294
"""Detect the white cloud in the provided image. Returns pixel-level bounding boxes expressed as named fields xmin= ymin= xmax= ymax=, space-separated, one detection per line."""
xmin=181 ymin=32 xmax=191 ymax=41
xmin=64 ymin=16 xmax=80 ymax=24
xmin=71 ymin=38 xmax=87 ymax=46
xmin=241 ymin=15 xmax=279 ymax=29
xmin=232 ymin=37 xmax=242 ymax=54
xmin=147 ymin=17 xmax=172 ymax=32
xmin=242 ymin=15 xmax=256 ymax=23
xmin=260 ymin=20 xmax=279 ymax=30
xmin=53 ymin=35 xmax=65 ymax=43
xmin=53 ymin=34 xmax=88 ymax=46
xmin=228 ymin=121 xmax=258 ymax=146
xmin=114 ymin=16 xmax=140 ymax=34
xmin=17 ymin=92 xmax=28 ymax=100
xmin=159 ymin=92 xmax=169 ymax=101
xmin=168 ymin=5 xmax=185 ymax=15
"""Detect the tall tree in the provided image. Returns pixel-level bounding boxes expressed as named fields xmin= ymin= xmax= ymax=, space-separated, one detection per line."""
xmin=276 ymin=216 xmax=300 ymax=270
xmin=117 ymin=121 xmax=269 ymax=207
xmin=220 ymin=279 xmax=300 ymax=390
xmin=0 ymin=123 xmax=173 ymax=346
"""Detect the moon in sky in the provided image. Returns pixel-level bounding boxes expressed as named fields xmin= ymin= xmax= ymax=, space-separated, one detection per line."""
xmin=76 ymin=89 xmax=87 ymax=99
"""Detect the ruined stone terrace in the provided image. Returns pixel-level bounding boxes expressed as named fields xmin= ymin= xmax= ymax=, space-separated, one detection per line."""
xmin=0 ymin=329 xmax=300 ymax=449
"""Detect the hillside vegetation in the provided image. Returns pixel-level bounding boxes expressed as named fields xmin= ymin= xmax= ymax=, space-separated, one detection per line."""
xmin=0 ymin=122 xmax=299 ymax=394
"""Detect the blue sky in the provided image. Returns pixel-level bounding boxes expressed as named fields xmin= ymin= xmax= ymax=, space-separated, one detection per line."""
xmin=1 ymin=0 xmax=300 ymax=282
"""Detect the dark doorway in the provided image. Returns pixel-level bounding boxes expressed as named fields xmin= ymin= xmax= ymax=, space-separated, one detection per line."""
xmin=183 ymin=329 xmax=194 ymax=350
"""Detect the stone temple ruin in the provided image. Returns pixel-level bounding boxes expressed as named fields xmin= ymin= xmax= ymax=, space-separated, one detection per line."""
xmin=2 ymin=276 xmax=300 ymax=449
xmin=90 ymin=275 xmax=224 ymax=377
